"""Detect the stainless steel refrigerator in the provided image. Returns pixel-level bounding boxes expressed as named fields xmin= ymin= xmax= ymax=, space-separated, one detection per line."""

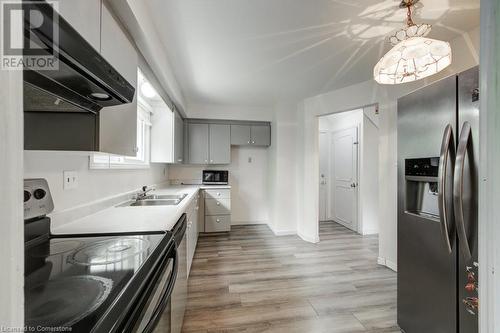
xmin=397 ymin=66 xmax=479 ymax=333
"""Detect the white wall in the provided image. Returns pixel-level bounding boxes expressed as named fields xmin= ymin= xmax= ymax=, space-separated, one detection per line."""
xmin=187 ymin=103 xmax=273 ymax=121
xmin=295 ymin=27 xmax=480 ymax=272
xmin=267 ymin=102 xmax=300 ymax=236
xmin=0 ymin=64 xmax=24 ymax=327
xmin=168 ymin=147 xmax=269 ymax=224
xmin=479 ymin=1 xmax=500 ymax=331
xmin=24 ymin=152 xmax=168 ymax=215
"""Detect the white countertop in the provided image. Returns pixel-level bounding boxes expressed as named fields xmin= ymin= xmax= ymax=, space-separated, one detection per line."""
xmin=51 ymin=185 xmax=230 ymax=235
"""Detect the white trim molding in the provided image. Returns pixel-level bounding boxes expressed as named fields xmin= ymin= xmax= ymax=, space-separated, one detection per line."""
xmin=479 ymin=1 xmax=499 ymax=332
xmin=267 ymin=223 xmax=297 ymax=237
xmin=377 ymin=257 xmax=397 ymax=272
xmin=0 ymin=62 xmax=24 ymax=326
xmin=298 ymin=231 xmax=320 ymax=244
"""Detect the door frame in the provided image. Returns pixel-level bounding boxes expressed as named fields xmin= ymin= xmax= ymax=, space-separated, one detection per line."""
xmin=317 ymin=111 xmax=363 ymax=237
xmin=318 ymin=130 xmax=330 ymax=222
xmin=479 ymin=1 xmax=499 ymax=331
xmin=329 ymin=126 xmax=360 ymax=232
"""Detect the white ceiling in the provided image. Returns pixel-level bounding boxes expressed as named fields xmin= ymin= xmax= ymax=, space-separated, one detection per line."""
xmin=145 ymin=0 xmax=479 ymax=107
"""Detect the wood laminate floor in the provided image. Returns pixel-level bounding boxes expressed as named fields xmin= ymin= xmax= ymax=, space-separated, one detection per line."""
xmin=182 ymin=222 xmax=400 ymax=333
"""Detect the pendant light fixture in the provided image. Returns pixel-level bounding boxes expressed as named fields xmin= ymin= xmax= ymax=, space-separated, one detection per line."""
xmin=374 ymin=0 xmax=452 ymax=85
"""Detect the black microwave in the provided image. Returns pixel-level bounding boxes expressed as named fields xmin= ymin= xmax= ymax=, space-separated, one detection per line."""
xmin=202 ymin=170 xmax=229 ymax=185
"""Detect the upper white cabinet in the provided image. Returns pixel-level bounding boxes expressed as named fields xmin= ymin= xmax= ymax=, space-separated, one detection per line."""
xmin=99 ymin=4 xmax=139 ymax=157
xmin=56 ymin=0 xmax=101 ymax=51
xmin=151 ymin=105 xmax=174 ymax=163
xmin=230 ymin=124 xmax=271 ymax=146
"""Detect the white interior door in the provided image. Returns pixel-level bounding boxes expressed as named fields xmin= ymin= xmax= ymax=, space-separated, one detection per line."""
xmin=319 ymin=132 xmax=329 ymax=221
xmin=331 ymin=127 xmax=358 ymax=231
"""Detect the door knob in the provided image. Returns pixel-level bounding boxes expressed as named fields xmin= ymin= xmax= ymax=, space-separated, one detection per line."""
xmin=350 ymin=183 xmax=357 ymax=188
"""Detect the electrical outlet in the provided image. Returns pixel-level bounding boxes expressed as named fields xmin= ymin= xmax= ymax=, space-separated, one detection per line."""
xmin=63 ymin=171 xmax=78 ymax=190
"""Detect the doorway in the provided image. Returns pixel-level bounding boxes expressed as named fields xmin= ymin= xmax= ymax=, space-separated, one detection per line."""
xmin=318 ymin=106 xmax=380 ymax=237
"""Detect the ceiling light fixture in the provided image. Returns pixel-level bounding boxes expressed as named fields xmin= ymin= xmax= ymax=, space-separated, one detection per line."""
xmin=373 ymin=0 xmax=452 ymax=85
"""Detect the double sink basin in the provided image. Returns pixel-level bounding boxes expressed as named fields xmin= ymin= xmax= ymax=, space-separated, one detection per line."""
xmin=119 ymin=193 xmax=188 ymax=207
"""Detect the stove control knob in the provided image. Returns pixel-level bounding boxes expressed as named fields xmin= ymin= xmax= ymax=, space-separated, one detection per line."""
xmin=33 ymin=188 xmax=46 ymax=200
xmin=24 ymin=190 xmax=31 ymax=202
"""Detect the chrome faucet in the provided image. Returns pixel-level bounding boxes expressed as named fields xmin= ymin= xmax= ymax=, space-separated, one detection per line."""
xmin=133 ymin=186 xmax=155 ymax=200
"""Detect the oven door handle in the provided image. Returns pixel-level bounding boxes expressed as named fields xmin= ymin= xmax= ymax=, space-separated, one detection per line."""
xmin=142 ymin=247 xmax=178 ymax=333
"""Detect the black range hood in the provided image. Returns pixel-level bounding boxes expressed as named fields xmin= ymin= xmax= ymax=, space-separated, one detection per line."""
xmin=23 ymin=0 xmax=135 ymax=114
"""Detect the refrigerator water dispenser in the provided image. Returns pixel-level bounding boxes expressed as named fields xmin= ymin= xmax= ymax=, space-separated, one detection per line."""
xmin=404 ymin=157 xmax=440 ymax=220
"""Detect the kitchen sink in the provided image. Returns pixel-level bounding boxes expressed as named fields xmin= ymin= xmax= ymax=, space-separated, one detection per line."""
xmin=144 ymin=194 xmax=188 ymax=201
xmin=117 ymin=193 xmax=188 ymax=207
xmin=128 ymin=199 xmax=180 ymax=207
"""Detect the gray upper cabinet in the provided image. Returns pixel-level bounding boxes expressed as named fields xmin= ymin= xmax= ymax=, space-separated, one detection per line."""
xmin=209 ymin=124 xmax=231 ymax=164
xmin=188 ymin=123 xmax=231 ymax=164
xmin=188 ymin=124 xmax=209 ymax=164
xmin=174 ymin=112 xmax=184 ymax=163
xmin=251 ymin=125 xmax=271 ymax=146
xmin=231 ymin=125 xmax=251 ymax=145
xmin=56 ymin=0 xmax=101 ymax=51
xmin=230 ymin=124 xmax=271 ymax=147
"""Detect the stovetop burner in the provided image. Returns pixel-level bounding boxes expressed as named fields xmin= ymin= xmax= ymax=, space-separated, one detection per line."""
xmin=25 ymin=275 xmax=113 ymax=328
xmin=68 ymin=237 xmax=150 ymax=266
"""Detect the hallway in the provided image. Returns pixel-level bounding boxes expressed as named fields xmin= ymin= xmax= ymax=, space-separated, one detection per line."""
xmin=182 ymin=222 xmax=399 ymax=333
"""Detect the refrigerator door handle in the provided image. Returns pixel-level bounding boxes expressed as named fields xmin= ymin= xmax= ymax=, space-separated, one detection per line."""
xmin=438 ymin=124 xmax=455 ymax=254
xmin=454 ymin=121 xmax=473 ymax=260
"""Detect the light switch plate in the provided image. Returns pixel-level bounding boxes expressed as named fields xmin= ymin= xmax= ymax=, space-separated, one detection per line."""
xmin=63 ymin=171 xmax=78 ymax=190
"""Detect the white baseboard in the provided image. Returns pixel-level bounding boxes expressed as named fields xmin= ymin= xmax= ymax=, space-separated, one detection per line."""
xmin=378 ymin=256 xmax=397 ymax=272
xmin=298 ymin=231 xmax=319 ymax=244
xmin=231 ymin=220 xmax=268 ymax=226
xmin=267 ymin=223 xmax=296 ymax=236
xmin=362 ymin=228 xmax=379 ymax=235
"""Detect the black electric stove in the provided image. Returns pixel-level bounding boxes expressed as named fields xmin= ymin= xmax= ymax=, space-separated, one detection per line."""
xmin=24 ymin=179 xmax=178 ymax=333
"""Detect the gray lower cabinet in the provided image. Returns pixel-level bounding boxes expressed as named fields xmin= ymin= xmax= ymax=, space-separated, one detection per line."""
xmin=188 ymin=123 xmax=209 ymax=164
xmin=204 ymin=188 xmax=231 ymax=232
xmin=188 ymin=123 xmax=230 ymax=164
xmin=209 ymin=124 xmax=231 ymax=164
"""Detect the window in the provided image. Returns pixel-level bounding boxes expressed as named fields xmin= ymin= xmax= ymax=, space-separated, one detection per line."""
xmin=89 ymin=69 xmax=155 ymax=170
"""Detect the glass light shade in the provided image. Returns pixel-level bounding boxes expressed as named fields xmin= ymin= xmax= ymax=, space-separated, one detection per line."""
xmin=374 ymin=36 xmax=452 ymax=85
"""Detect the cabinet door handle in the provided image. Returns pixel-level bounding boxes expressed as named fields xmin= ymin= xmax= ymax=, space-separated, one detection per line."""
xmin=210 ymin=160 xmax=213 ymax=163
xmin=217 ymin=192 xmax=221 ymax=196
xmin=216 ymin=219 xmax=221 ymax=223
xmin=252 ymin=141 xmax=255 ymax=144
xmin=216 ymin=202 xmax=221 ymax=206
xmin=247 ymin=141 xmax=250 ymax=144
